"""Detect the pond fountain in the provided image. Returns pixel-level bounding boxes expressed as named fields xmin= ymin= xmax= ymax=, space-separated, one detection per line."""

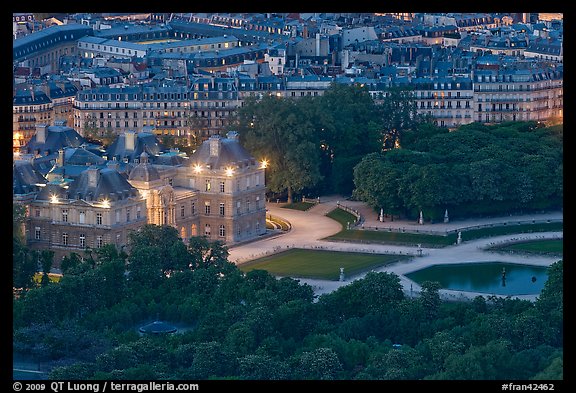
xmin=405 ymin=262 xmax=548 ymax=296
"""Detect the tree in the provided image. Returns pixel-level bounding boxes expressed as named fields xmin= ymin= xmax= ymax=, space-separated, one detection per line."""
xmin=379 ymin=86 xmax=422 ymax=150
xmin=38 ymin=250 xmax=54 ymax=287
xmin=352 ymin=153 xmax=402 ymax=216
xmin=13 ymin=204 xmax=27 ymax=243
xmin=236 ymin=95 xmax=322 ymax=203
xmin=127 ymin=224 xmax=191 ymax=285
xmin=419 ymin=281 xmax=442 ymax=320
xmin=187 ymin=236 xmax=230 ymax=270
xmin=13 ymin=240 xmax=37 ymax=291
xmin=311 ymin=83 xmax=381 ymax=195
xmin=295 ymin=347 xmax=343 ymax=380
xmin=238 ymin=354 xmax=290 ymax=380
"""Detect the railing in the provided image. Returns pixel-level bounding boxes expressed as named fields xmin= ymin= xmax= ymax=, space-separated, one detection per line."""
xmin=302 ymin=197 xmax=320 ymax=205
xmin=357 ymin=217 xmax=562 ymax=236
xmin=335 ymin=202 xmax=363 ymax=227
xmin=266 ymin=213 xmax=291 ymax=231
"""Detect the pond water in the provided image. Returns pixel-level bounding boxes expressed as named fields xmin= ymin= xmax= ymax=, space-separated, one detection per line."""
xmin=405 ymin=262 xmax=548 ymax=296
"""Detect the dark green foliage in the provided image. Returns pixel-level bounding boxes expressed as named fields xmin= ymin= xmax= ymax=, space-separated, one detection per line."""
xmin=14 ymin=230 xmax=563 ymax=381
xmin=353 ymin=122 xmax=562 ymax=219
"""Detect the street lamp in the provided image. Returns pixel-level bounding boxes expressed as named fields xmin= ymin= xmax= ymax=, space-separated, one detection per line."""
xmin=260 ymin=159 xmax=268 ymax=169
xmin=193 ymin=164 xmax=203 ymax=174
xmin=225 ymin=167 xmax=234 ymax=177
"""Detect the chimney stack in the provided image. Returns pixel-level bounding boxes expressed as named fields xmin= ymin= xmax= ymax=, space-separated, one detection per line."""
xmin=209 ymin=134 xmax=221 ymax=157
xmin=57 ymin=148 xmax=65 ymax=167
xmin=125 ymin=130 xmax=136 ymax=151
xmin=36 ymin=124 xmax=48 ymax=144
xmin=87 ymin=167 xmax=99 ymax=188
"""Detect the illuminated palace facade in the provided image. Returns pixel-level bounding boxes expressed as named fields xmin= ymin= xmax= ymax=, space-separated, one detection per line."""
xmin=18 ymin=130 xmax=266 ymax=262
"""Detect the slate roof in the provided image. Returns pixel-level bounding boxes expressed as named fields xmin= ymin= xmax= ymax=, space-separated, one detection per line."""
xmin=188 ymin=132 xmax=254 ymax=170
xmin=24 ymin=125 xmax=87 ymax=155
xmin=105 ymin=132 xmax=164 ymax=162
xmin=13 ymin=160 xmax=47 ymax=195
xmin=57 ymin=167 xmax=139 ymax=202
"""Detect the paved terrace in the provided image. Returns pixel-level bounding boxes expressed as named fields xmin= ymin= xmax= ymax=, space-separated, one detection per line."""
xmin=228 ymin=196 xmax=562 ymax=302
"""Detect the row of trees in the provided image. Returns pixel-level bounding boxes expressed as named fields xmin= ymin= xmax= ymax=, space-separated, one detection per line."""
xmin=234 ymin=84 xmax=423 ymax=201
xmin=13 ymin=223 xmax=563 ymax=380
xmin=233 ymin=84 xmax=562 ymax=220
xmin=352 ymin=121 xmax=563 ymax=220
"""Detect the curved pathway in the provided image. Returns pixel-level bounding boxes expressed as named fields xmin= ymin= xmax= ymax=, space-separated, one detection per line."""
xmin=228 ymin=198 xmax=562 ymax=302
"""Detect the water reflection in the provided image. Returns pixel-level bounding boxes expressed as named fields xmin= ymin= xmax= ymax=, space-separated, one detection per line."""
xmin=406 ymin=262 xmax=548 ymax=295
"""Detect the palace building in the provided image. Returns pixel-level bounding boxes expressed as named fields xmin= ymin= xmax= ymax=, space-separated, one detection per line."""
xmin=15 ymin=129 xmax=266 ymax=263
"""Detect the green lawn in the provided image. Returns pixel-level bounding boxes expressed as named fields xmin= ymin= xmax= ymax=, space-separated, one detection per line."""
xmin=281 ymin=201 xmax=316 ymax=211
xmin=33 ymin=273 xmax=62 ymax=283
xmin=488 ymin=239 xmax=563 ymax=255
xmin=326 ymin=208 xmax=359 ymax=229
xmin=238 ymin=248 xmax=410 ymax=280
xmin=324 ymin=209 xmax=562 ymax=248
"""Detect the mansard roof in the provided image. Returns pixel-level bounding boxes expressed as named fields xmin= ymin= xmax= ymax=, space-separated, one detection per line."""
xmin=105 ymin=131 xmax=164 ymax=163
xmin=13 ymin=160 xmax=47 ymax=195
xmin=24 ymin=125 xmax=89 ymax=155
xmin=188 ymin=132 xmax=254 ymax=170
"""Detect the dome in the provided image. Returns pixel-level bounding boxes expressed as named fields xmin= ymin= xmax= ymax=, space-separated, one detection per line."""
xmin=128 ymin=161 xmax=160 ymax=182
xmin=139 ymin=320 xmax=177 ymax=335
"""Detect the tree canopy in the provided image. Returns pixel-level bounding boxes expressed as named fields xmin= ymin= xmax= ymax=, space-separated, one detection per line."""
xmin=353 ymin=121 xmax=563 ymax=220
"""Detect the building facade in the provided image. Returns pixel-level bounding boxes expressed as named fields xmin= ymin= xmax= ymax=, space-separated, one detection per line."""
xmin=15 ymin=129 xmax=266 ymax=263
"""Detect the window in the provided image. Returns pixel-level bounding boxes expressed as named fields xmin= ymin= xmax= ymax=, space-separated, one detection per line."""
xmin=246 ymin=199 xmax=250 ymax=212
xmin=256 ymin=196 xmax=261 ymax=209
xmin=97 ymin=213 xmax=102 ymax=225
xmin=115 ymin=210 xmax=120 ymax=224
xmin=126 ymin=208 xmax=131 ymax=222
xmin=237 ymin=201 xmax=241 ymax=214
xmin=97 ymin=235 xmax=103 ymax=248
xmin=79 ymin=210 xmax=85 ymax=224
xmin=181 ymin=205 xmax=185 ymax=218
xmin=205 ymin=179 xmax=211 ymax=191
xmin=35 ymin=209 xmax=40 ymax=217
xmin=220 ymin=181 xmax=225 ymax=193
xmin=191 ymin=202 xmax=196 ymax=215
xmin=35 ymin=227 xmax=41 ymax=240
xmin=80 ymin=234 xmax=85 ymax=248
xmin=205 ymin=201 xmax=211 ymax=215
xmin=136 ymin=206 xmax=141 ymax=220
xmin=62 ymin=233 xmax=68 ymax=246
xmin=219 ymin=202 xmax=225 ymax=216
xmin=62 ymin=209 xmax=68 ymax=222
xmin=204 ymin=224 xmax=211 ymax=236
xmin=219 ymin=224 xmax=226 ymax=237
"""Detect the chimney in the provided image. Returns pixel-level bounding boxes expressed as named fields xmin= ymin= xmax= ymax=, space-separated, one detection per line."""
xmin=87 ymin=167 xmax=99 ymax=188
xmin=36 ymin=124 xmax=48 ymax=144
xmin=315 ymin=33 xmax=321 ymax=56
xmin=209 ymin=134 xmax=221 ymax=157
xmin=125 ymin=130 xmax=136 ymax=151
xmin=57 ymin=148 xmax=65 ymax=167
